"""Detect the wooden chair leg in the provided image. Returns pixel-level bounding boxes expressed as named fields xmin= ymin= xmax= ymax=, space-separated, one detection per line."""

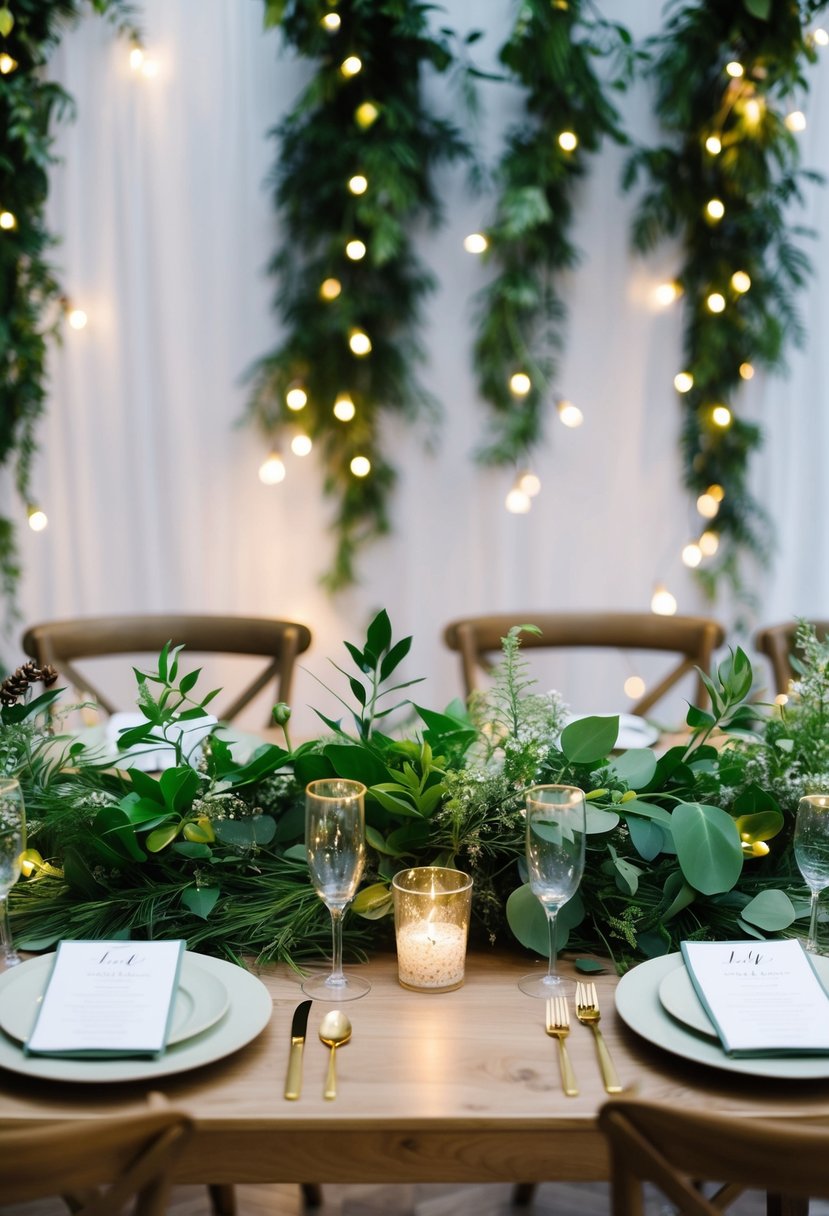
xmin=512 ymin=1183 xmax=537 ymax=1206
xmin=302 ymin=1183 xmax=323 ymax=1207
xmin=208 ymin=1183 xmax=237 ymax=1215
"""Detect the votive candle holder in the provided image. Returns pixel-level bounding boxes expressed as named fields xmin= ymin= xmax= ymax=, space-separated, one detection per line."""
xmin=392 ymin=866 xmax=473 ymax=992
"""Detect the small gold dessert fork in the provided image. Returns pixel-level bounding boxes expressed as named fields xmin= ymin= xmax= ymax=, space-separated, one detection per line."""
xmin=545 ymin=997 xmax=578 ymax=1097
xmin=575 ymin=981 xmax=622 ymax=1093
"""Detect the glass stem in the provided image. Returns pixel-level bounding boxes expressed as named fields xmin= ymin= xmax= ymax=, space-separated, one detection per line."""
xmin=546 ymin=907 xmax=559 ymax=981
xmin=330 ymin=907 xmax=345 ymax=982
xmin=808 ymin=890 xmax=821 ymax=952
xmin=0 ymin=897 xmax=19 ymax=966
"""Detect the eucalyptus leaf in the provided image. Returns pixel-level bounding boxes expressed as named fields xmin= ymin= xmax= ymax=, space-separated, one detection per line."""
xmin=672 ymin=802 xmax=743 ymax=895
xmin=214 ymin=815 xmax=277 ymax=848
xmin=181 ymin=885 xmax=220 ymax=920
xmin=741 ymin=889 xmax=795 ymax=931
xmin=560 ymin=716 xmax=619 ymax=764
xmin=608 ymin=748 xmax=657 ymax=789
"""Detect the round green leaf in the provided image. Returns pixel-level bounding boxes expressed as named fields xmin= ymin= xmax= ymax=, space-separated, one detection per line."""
xmin=741 ymin=889 xmax=796 ymax=931
xmin=671 ymin=801 xmax=743 ymax=895
xmin=585 ymin=805 xmax=620 ymax=834
xmin=560 ymin=716 xmax=618 ymax=764
xmin=608 ymin=748 xmax=657 ymax=789
xmin=506 ymin=883 xmax=582 ymax=956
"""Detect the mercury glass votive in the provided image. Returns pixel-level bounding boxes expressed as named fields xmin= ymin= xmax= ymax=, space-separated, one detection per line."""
xmin=392 ymin=866 xmax=473 ymax=992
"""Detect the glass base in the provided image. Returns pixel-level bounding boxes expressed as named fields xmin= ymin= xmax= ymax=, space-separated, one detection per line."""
xmin=301 ymin=970 xmax=371 ymax=1001
xmin=2 ymin=951 xmax=21 ymax=968
xmin=518 ymin=971 xmax=572 ymax=998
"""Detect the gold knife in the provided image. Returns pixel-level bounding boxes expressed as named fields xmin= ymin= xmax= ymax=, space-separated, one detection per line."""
xmin=284 ymin=999 xmax=312 ymax=1100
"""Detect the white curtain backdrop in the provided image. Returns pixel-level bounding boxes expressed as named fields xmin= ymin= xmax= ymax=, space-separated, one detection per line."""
xmin=8 ymin=0 xmax=829 ymax=736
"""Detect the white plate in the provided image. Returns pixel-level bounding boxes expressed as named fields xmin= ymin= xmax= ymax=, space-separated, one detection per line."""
xmin=563 ymin=713 xmax=659 ymax=750
xmin=616 ymin=952 xmax=829 ymax=1079
xmin=0 ymin=953 xmax=229 ymax=1047
xmin=0 ymin=952 xmax=272 ymax=1083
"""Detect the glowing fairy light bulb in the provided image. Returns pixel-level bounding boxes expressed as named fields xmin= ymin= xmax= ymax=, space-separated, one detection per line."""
xmin=674 ymin=372 xmax=694 ymax=393
xmin=558 ymin=131 xmax=578 ymax=151
xmin=731 ymin=271 xmax=751 ymax=293
xmin=708 ymin=484 xmax=725 ymax=501
xmin=517 ymin=470 xmax=541 ymax=497
xmin=624 ymin=675 xmax=645 ymax=700
xmin=291 ymin=434 xmax=312 ymax=457
xmin=557 ymin=400 xmax=584 ymax=428
xmin=682 ymin=542 xmax=703 ymax=568
xmin=705 ymin=135 xmax=722 ymax=155
xmin=348 ymin=174 xmax=368 ymax=195
xmin=706 ymin=198 xmax=725 ymax=221
xmin=707 ymin=292 xmax=726 ymax=313
xmin=726 ymin=60 xmax=744 ymax=77
xmin=259 ymin=452 xmax=286 ymax=485
xmin=340 ymin=55 xmax=362 ymax=77
xmin=320 ymin=278 xmax=341 ymax=301
xmin=27 ymin=506 xmax=48 ymax=532
xmin=129 ymin=45 xmax=145 ymax=70
xmin=321 ymin=12 xmax=341 ymax=30
xmin=743 ymin=97 xmax=763 ymax=125
xmin=699 ymin=530 xmax=720 ymax=556
xmin=505 ymin=488 xmax=531 ymax=514
xmin=509 ymin=372 xmax=531 ymax=396
xmin=0 ymin=53 xmax=18 ymax=74
xmin=654 ymin=281 xmax=681 ymax=307
xmin=67 ymin=308 xmax=88 ymax=330
xmin=786 ymin=110 xmax=807 ymax=132
xmin=285 ymin=386 xmax=307 ymax=411
xmin=464 ymin=232 xmax=488 ymax=254
xmin=697 ymin=493 xmax=720 ymax=519
xmin=0 ymin=211 xmax=16 ymax=230
xmin=354 ymin=101 xmax=379 ymax=128
xmin=814 ymin=27 xmax=829 ymax=46
xmin=348 ymin=329 xmax=371 ymax=355
xmin=711 ymin=405 xmax=732 ymax=428
xmin=350 ymin=455 xmax=371 ymax=477
xmin=739 ymin=361 xmax=754 ymax=380
xmin=346 ymin=239 xmax=366 ymax=261
xmin=651 ymin=585 xmax=678 ymax=616
xmin=333 ymin=393 xmax=356 ymax=421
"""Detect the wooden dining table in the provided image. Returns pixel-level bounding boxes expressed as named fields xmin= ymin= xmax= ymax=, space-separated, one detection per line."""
xmin=1 ymin=949 xmax=828 ymax=1190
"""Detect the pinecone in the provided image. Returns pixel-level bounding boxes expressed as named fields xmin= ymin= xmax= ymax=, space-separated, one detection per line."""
xmin=0 ymin=661 xmax=60 ymax=706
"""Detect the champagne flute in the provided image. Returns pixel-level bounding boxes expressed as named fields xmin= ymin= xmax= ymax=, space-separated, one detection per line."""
xmin=0 ymin=778 xmax=26 ymax=968
xmin=302 ymin=778 xmax=370 ymax=1001
xmin=518 ymin=784 xmax=586 ymax=998
xmin=794 ymin=794 xmax=829 ymax=953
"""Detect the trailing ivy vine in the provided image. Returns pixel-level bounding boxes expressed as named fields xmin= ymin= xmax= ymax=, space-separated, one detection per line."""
xmin=0 ymin=0 xmax=137 ymax=621
xmin=471 ymin=0 xmax=635 ymax=468
xmin=625 ymin=0 xmax=829 ymax=599
xmin=248 ymin=0 xmax=471 ymax=591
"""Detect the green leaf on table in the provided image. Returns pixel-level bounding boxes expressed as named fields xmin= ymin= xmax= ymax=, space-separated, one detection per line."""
xmin=574 ymin=957 xmax=607 ymax=974
xmin=369 ymin=787 xmax=423 ymax=819
xmin=293 ymin=752 xmax=335 ymax=787
xmin=273 ymin=802 xmax=304 ymax=843
xmin=627 ymin=815 xmax=667 ymax=861
xmin=181 ymin=885 xmax=220 ymax=919
xmin=636 ymin=930 xmax=672 ymax=958
xmin=671 ymin=801 xmax=743 ymax=894
xmin=608 ymin=748 xmax=657 ymax=789
xmin=387 ymin=820 xmax=430 ymax=853
xmin=128 ymin=769 xmax=164 ymax=803
xmin=732 ymin=783 xmax=781 ymax=815
xmin=560 ymin=716 xmax=618 ymax=764
xmin=585 ymin=805 xmax=620 ymax=834
xmin=741 ymin=889 xmax=796 ymax=931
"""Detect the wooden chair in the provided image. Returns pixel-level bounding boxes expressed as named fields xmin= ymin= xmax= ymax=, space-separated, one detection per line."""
xmin=754 ymin=620 xmax=829 ymax=696
xmin=21 ymin=613 xmax=312 ymax=724
xmin=443 ymin=612 xmax=725 ymax=715
xmin=598 ymin=1097 xmax=829 ymax=1216
xmin=0 ymin=1108 xmax=192 ymax=1215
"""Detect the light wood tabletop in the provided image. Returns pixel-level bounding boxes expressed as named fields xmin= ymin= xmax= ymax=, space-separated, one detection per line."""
xmin=1 ymin=950 xmax=828 ymax=1188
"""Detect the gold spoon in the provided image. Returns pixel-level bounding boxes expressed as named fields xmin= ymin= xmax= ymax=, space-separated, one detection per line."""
xmin=319 ymin=1009 xmax=352 ymax=1101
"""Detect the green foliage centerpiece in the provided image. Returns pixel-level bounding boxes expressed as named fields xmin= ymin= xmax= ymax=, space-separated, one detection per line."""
xmin=6 ymin=612 xmax=828 ymax=972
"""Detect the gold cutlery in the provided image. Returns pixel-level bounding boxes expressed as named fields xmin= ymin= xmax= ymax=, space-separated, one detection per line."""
xmin=318 ymin=1009 xmax=352 ymax=1101
xmin=284 ymin=999 xmax=312 ymax=1100
xmin=545 ymin=996 xmax=578 ymax=1096
xmin=575 ymin=981 xmax=622 ymax=1093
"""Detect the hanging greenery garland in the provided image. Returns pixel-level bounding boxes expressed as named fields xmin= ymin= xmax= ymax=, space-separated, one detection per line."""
xmin=470 ymin=0 xmax=634 ymax=477
xmin=248 ymin=0 xmax=471 ymax=591
xmin=0 ymin=0 xmax=137 ymax=620
xmin=624 ymin=0 xmax=829 ymax=599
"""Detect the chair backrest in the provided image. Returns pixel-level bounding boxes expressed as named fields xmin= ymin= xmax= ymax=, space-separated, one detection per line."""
xmin=443 ymin=612 xmax=726 ymax=716
xmin=754 ymin=620 xmax=829 ymax=695
xmin=21 ymin=613 xmax=312 ymax=724
xmin=0 ymin=1108 xmax=192 ymax=1215
xmin=598 ymin=1097 xmax=829 ymax=1216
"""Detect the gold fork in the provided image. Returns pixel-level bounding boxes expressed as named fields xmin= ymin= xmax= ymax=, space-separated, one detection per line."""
xmin=575 ymin=981 xmax=622 ymax=1093
xmin=545 ymin=997 xmax=578 ymax=1097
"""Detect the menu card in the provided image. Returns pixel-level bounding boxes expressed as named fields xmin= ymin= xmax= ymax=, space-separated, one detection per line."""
xmin=681 ymin=939 xmax=829 ymax=1057
xmin=25 ymin=940 xmax=185 ymax=1059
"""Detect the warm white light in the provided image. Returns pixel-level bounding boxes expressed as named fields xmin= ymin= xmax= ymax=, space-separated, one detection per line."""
xmin=707 ymin=292 xmax=726 ymax=313
xmin=333 ymin=393 xmax=356 ymax=421
xmin=726 ymin=60 xmax=744 ymax=78
xmin=27 ymin=507 xmax=48 ymax=532
xmin=557 ymin=400 xmax=584 ymax=428
xmin=509 ymin=372 xmax=531 ymax=396
xmin=558 ymin=131 xmax=578 ymax=152
xmin=624 ymin=675 xmax=646 ymax=700
xmin=707 ymin=483 xmax=725 ymax=501
xmin=731 ymin=270 xmax=751 ymax=293
xmin=682 ymin=542 xmax=703 ymax=568
xmin=259 ymin=452 xmax=286 ymax=485
xmin=354 ymin=101 xmax=379 ymax=128
xmin=340 ymin=55 xmax=362 ymax=77
xmin=706 ymin=198 xmax=725 ymax=221
xmin=350 ymin=455 xmax=371 ymax=477
xmin=739 ymin=361 xmax=754 ymax=380
xmin=696 ymin=493 xmax=720 ymax=519
xmin=654 ymin=281 xmax=681 ymax=307
xmin=0 ymin=210 xmax=16 ymax=230
xmin=321 ymin=12 xmax=341 ymax=30
xmin=814 ymin=27 xmax=829 ymax=46
xmin=129 ymin=45 xmax=145 ymax=70
xmin=320 ymin=277 xmax=342 ymax=301
xmin=349 ymin=329 xmax=371 ymax=356
xmin=141 ymin=59 xmax=160 ymax=78
xmin=786 ymin=110 xmax=807 ymax=132
xmin=699 ymin=530 xmax=720 ymax=556
xmin=743 ymin=98 xmax=763 ymax=125
xmin=286 ymin=386 xmax=307 ymax=411
xmin=346 ymin=239 xmax=366 ymax=260
xmin=712 ymin=405 xmax=732 ymax=428
xmin=0 ymin=53 xmax=18 ymax=74
xmin=517 ymin=470 xmax=541 ymax=497
xmin=651 ymin=585 xmax=677 ymax=616
xmin=67 ymin=308 xmax=88 ymax=330
xmin=505 ymin=488 xmax=531 ymax=514
xmin=291 ymin=434 xmax=312 ymax=457
xmin=774 ymin=693 xmax=790 ymax=706
xmin=464 ymin=232 xmax=488 ymax=254
xmin=705 ymin=135 xmax=722 ymax=155
xmin=674 ymin=372 xmax=694 ymax=393
xmin=348 ymin=174 xmax=368 ymax=195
